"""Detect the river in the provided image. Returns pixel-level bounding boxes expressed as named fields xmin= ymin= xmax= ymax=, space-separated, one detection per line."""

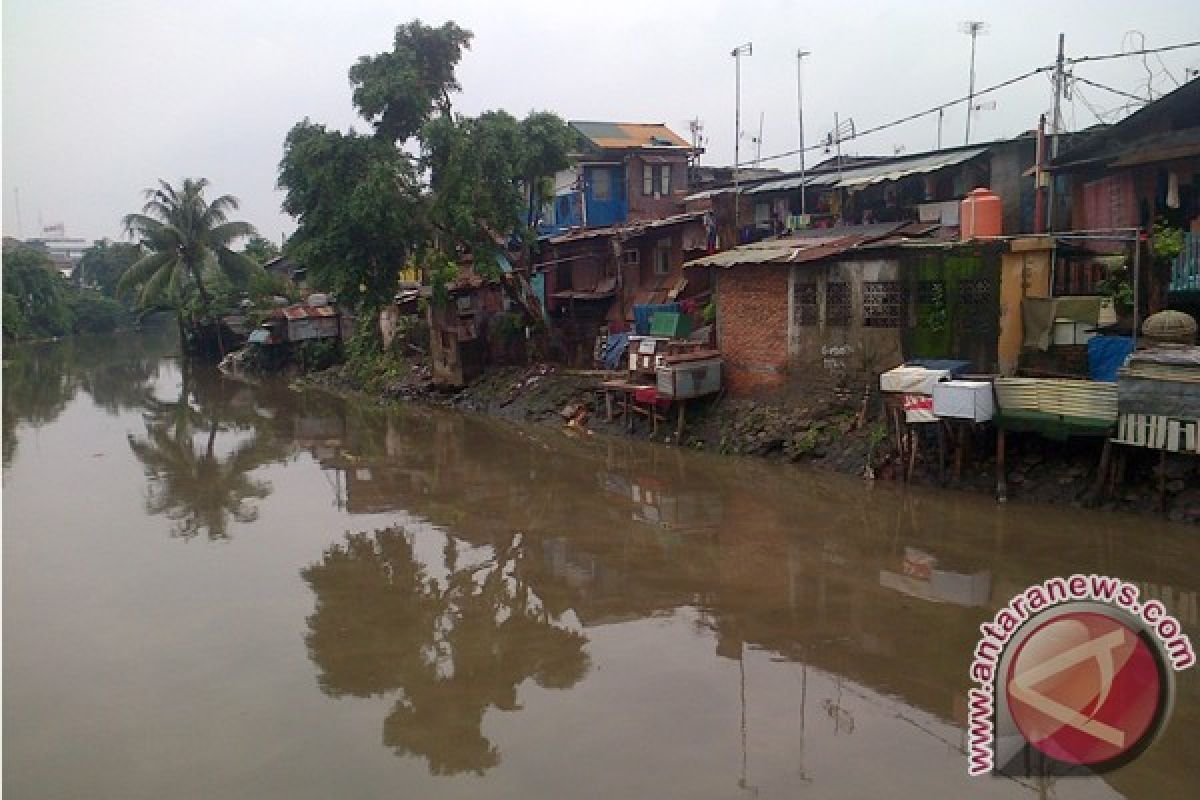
xmin=4 ymin=327 xmax=1198 ymax=799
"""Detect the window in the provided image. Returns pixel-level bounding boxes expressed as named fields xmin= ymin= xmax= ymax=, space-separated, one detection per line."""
xmin=621 ymin=248 xmax=640 ymax=266
xmin=591 ymin=168 xmax=611 ymax=201
xmin=642 ymin=163 xmax=672 ymax=196
xmin=654 ymin=240 xmax=672 ymax=275
xmin=863 ymin=281 xmax=907 ymax=328
xmin=794 ymin=283 xmax=817 ymax=326
xmin=826 ymin=282 xmax=851 ymax=326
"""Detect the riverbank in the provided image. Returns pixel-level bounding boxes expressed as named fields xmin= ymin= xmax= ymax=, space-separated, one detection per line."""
xmin=296 ymin=357 xmax=1200 ymax=525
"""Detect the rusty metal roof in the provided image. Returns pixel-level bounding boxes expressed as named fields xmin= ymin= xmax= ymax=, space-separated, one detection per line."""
xmin=281 ymin=304 xmax=337 ymax=320
xmin=571 ymin=121 xmax=691 ymax=150
xmin=547 ymin=212 xmax=706 ymax=245
xmin=683 ymin=222 xmax=958 ymax=269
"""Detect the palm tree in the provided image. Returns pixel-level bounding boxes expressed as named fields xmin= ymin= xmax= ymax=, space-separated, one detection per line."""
xmin=118 ymin=178 xmax=262 ymax=353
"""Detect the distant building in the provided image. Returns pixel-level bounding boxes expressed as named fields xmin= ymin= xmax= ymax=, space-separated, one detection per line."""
xmin=25 ymin=225 xmax=89 ymax=278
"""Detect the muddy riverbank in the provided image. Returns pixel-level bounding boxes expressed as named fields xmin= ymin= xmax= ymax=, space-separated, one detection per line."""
xmin=297 ymin=358 xmax=1200 ymax=524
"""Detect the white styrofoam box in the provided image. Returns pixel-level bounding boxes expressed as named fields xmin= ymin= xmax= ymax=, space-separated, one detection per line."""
xmin=1052 ymin=319 xmax=1097 ymax=346
xmin=880 ymin=366 xmax=951 ymax=394
xmin=932 ymin=380 xmax=995 ymax=422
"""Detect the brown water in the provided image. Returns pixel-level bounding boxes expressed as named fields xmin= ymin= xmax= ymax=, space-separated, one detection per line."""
xmin=4 ymin=328 xmax=1199 ymax=799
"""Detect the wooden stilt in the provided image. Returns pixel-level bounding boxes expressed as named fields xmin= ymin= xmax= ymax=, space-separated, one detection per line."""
xmin=907 ymin=425 xmax=919 ymax=482
xmin=937 ymin=421 xmax=946 ymax=485
xmin=1091 ymin=438 xmax=1112 ymax=506
xmin=676 ymin=401 xmax=686 ymax=440
xmin=996 ymin=427 xmax=1007 ymax=503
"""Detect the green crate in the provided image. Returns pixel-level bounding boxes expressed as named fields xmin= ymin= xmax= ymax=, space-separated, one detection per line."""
xmin=649 ymin=311 xmax=691 ymax=338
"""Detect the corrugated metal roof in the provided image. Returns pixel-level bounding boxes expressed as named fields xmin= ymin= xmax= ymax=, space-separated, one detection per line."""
xmin=683 ymin=222 xmax=963 ymax=269
xmin=547 ymin=212 xmax=706 ymax=245
xmin=571 ymin=121 xmax=692 ymax=150
xmin=835 ymin=146 xmax=989 ymax=188
xmin=282 ymin=304 xmax=338 ymax=320
xmin=745 ymin=146 xmax=990 ymax=194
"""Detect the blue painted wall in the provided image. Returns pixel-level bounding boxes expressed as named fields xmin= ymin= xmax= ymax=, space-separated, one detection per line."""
xmin=583 ymin=165 xmax=627 ymax=227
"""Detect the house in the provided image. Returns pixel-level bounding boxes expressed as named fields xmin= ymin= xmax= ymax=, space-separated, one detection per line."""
xmin=541 ymin=121 xmax=698 ymax=234
xmin=263 ymin=255 xmax=308 ymax=288
xmin=1048 ymin=78 xmax=1200 ymax=313
xmin=426 ymin=268 xmax=509 ymax=387
xmin=539 ymin=212 xmax=713 ymax=363
xmin=685 ymin=223 xmax=1008 ymax=393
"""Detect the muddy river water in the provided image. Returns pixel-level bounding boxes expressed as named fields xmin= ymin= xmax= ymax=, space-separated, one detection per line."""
xmin=4 ymin=328 xmax=1199 ymax=799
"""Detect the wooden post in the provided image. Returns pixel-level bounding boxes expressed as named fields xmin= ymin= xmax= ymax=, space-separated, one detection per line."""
xmin=605 ymin=389 xmax=614 ymax=422
xmin=1159 ymin=449 xmax=1168 ymax=512
xmin=1090 ymin=438 xmax=1112 ymax=506
xmin=906 ymin=425 xmax=919 ymax=482
xmin=954 ymin=421 xmax=967 ymax=481
xmin=676 ymin=401 xmax=687 ymax=440
xmin=996 ymin=427 xmax=1007 ymax=503
xmin=937 ymin=421 xmax=946 ymax=485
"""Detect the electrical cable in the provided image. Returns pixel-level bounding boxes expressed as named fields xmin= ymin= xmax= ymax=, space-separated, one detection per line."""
xmin=1071 ymin=75 xmax=1149 ymax=104
xmin=747 ymin=40 xmax=1200 ymax=168
xmin=1067 ymin=40 xmax=1200 ymax=64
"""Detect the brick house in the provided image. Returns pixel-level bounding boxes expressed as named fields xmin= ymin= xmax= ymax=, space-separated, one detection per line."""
xmin=686 ymin=224 xmax=1006 ymax=393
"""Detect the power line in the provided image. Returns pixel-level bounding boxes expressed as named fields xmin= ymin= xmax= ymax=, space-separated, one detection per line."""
xmin=754 ymin=65 xmax=1052 ymax=165
xmin=1071 ymin=74 xmax=1149 ymax=104
xmin=1066 ymin=40 xmax=1200 ymax=65
xmin=749 ymin=39 xmax=1200 ymax=167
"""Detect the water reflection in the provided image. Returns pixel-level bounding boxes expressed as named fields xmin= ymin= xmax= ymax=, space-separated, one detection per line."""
xmin=290 ymin=398 xmax=1199 ymax=795
xmin=126 ymin=365 xmax=298 ymax=540
xmin=302 ymin=527 xmax=589 ymax=775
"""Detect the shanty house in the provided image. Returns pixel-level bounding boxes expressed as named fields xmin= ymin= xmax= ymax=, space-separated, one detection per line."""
xmin=1048 ymin=78 xmax=1200 ymax=313
xmin=686 ymin=223 xmax=1006 ymax=393
xmin=427 ymin=270 xmax=509 ymax=387
xmin=542 ymin=121 xmax=697 ymax=233
xmin=541 ymin=212 xmax=712 ymax=362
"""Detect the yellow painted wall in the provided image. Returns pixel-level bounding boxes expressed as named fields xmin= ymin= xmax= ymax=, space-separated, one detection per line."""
xmin=998 ymin=239 xmax=1053 ymax=375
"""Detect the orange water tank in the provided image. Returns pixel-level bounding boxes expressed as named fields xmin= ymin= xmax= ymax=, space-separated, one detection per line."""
xmin=960 ymin=188 xmax=1002 ymax=240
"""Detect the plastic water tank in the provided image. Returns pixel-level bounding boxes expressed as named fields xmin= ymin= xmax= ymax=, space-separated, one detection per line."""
xmin=960 ymin=188 xmax=1002 ymax=240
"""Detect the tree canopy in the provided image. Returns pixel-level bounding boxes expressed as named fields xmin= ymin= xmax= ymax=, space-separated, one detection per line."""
xmin=241 ymin=235 xmax=282 ymax=265
xmin=118 ymin=178 xmax=262 ymax=317
xmin=74 ymin=239 xmax=143 ymax=297
xmin=277 ymin=19 xmax=572 ymax=313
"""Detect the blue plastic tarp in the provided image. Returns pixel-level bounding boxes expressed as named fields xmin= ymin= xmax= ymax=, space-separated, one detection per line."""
xmin=1088 ymin=336 xmax=1134 ymax=382
xmin=603 ymin=332 xmax=630 ymax=370
xmin=633 ymin=303 xmax=681 ymax=336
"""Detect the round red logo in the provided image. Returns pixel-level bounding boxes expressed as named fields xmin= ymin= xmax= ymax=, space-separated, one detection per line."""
xmin=1005 ymin=611 xmax=1165 ymax=766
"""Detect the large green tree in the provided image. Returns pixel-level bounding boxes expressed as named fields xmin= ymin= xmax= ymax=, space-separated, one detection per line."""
xmin=277 ymin=19 xmax=572 ymax=314
xmin=74 ymin=239 xmax=143 ymax=297
xmin=118 ymin=178 xmax=262 ymax=319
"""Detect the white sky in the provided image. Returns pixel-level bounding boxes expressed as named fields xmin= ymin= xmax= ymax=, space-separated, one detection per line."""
xmin=3 ymin=0 xmax=1198 ymax=245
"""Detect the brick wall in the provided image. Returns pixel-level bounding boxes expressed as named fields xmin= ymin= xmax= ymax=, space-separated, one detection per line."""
xmin=717 ymin=265 xmax=790 ymax=392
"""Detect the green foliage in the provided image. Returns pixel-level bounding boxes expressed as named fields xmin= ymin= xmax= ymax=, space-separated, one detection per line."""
xmin=242 ymin=235 xmax=282 ymax=264
xmin=279 ymin=121 xmax=421 ymax=311
xmin=1097 ymin=261 xmax=1135 ymax=315
xmin=118 ymin=178 xmax=263 ymax=318
xmin=917 ymin=281 xmax=948 ymax=334
xmin=70 ymin=291 xmax=128 ymax=333
xmin=74 ymin=239 xmax=142 ymax=297
xmin=3 ymin=239 xmax=75 ymax=338
xmin=277 ymin=19 xmax=573 ymax=319
xmin=1152 ymin=219 xmax=1185 ymax=265
xmin=294 ymin=339 xmax=342 ymax=372
xmin=349 ymin=20 xmax=473 ymax=143
xmin=702 ymin=299 xmax=716 ymax=325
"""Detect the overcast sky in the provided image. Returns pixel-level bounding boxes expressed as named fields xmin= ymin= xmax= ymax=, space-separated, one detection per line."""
xmin=3 ymin=1 xmax=1198 ymax=245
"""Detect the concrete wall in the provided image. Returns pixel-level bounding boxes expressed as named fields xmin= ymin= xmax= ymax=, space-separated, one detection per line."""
xmin=787 ymin=259 xmax=906 ymax=387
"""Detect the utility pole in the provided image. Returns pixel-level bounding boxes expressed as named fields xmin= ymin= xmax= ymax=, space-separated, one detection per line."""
xmin=937 ymin=108 xmax=944 ymax=150
xmin=797 ymin=49 xmax=811 ymax=215
xmin=731 ymin=42 xmax=753 ymax=232
xmin=1047 ymin=32 xmax=1065 ymax=232
xmin=960 ymin=21 xmax=987 ymax=145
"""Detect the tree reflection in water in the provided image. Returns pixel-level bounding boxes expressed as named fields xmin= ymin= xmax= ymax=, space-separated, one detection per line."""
xmin=127 ymin=365 xmax=288 ymax=540
xmin=302 ymin=527 xmax=590 ymax=775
